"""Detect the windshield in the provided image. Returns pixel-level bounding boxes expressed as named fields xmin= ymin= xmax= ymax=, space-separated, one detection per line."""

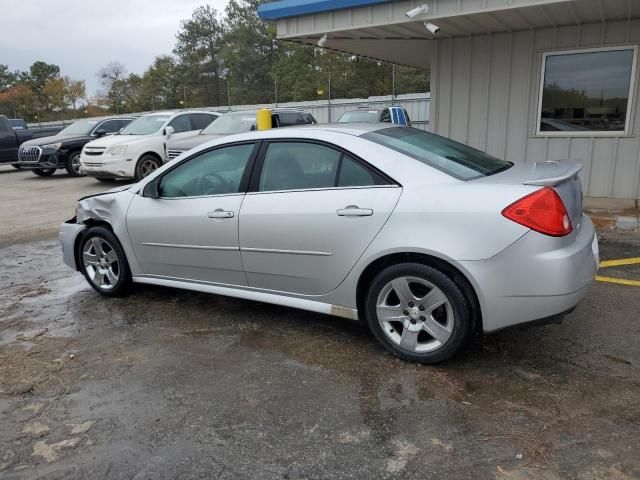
xmin=120 ymin=115 xmax=170 ymax=135
xmin=201 ymin=114 xmax=256 ymax=135
xmin=363 ymin=127 xmax=513 ymax=181
xmin=338 ymin=111 xmax=378 ymax=123
xmin=59 ymin=119 xmax=101 ymax=136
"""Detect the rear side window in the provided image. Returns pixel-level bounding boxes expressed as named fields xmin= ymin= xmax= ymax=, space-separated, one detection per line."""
xmin=259 ymin=142 xmax=340 ymax=191
xmin=338 ymin=156 xmax=388 ymax=187
xmin=362 ymin=127 xmax=513 ymax=181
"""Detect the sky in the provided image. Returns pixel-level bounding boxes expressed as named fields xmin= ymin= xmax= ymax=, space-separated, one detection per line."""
xmin=0 ymin=0 xmax=229 ymax=96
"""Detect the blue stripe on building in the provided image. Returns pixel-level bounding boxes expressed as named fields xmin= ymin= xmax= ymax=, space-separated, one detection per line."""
xmin=258 ymin=0 xmax=392 ymax=21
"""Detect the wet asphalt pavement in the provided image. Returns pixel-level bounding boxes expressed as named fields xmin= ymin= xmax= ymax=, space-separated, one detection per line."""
xmin=0 ymin=168 xmax=639 ymax=479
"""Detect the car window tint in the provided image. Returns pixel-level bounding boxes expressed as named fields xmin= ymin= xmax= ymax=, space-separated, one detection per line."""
xmin=118 ymin=119 xmax=133 ymax=130
xmin=277 ymin=112 xmax=303 ymax=126
xmin=168 ymin=115 xmax=192 ymax=133
xmin=259 ymin=142 xmax=341 ymax=192
xmin=403 ymin=109 xmax=412 ymax=125
xmin=96 ymin=120 xmax=121 ymax=133
xmin=159 ymin=144 xmax=255 ymax=198
xmin=190 ymin=113 xmax=216 ymax=130
xmin=338 ymin=155 xmax=388 ymax=187
xmin=380 ymin=109 xmax=392 ymax=123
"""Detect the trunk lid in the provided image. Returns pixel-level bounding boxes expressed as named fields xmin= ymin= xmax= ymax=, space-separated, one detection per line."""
xmin=476 ymin=159 xmax=584 ymax=229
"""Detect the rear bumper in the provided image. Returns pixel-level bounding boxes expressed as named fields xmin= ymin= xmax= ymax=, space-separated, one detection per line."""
xmin=59 ymin=220 xmax=86 ymax=270
xmin=461 ymin=214 xmax=599 ymax=332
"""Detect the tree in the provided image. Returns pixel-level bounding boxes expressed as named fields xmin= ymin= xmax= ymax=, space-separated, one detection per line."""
xmin=0 ymin=84 xmax=36 ymax=119
xmin=42 ymin=77 xmax=67 ymax=119
xmin=64 ymin=77 xmax=86 ymax=113
xmin=141 ymin=55 xmax=182 ymax=109
xmin=0 ymin=64 xmax=19 ymax=91
xmin=174 ymin=5 xmax=226 ymax=107
xmin=97 ymin=62 xmax=127 ymax=113
xmin=23 ymin=61 xmax=61 ymax=94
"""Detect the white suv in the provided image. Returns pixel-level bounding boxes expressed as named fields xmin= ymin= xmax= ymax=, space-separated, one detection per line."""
xmin=80 ymin=110 xmax=220 ymax=182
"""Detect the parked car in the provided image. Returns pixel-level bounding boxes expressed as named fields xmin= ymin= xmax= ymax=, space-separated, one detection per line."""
xmin=16 ymin=116 xmax=136 ymax=177
xmin=80 ymin=110 xmax=220 ymax=182
xmin=60 ymin=124 xmax=598 ymax=364
xmin=0 ymin=115 xmax=64 ymax=165
xmin=337 ymin=106 xmax=411 ymax=126
xmin=166 ymin=108 xmax=316 ymax=160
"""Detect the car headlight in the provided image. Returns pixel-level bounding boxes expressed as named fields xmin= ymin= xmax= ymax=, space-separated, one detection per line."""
xmin=42 ymin=143 xmax=62 ymax=150
xmin=107 ymin=145 xmax=127 ymax=155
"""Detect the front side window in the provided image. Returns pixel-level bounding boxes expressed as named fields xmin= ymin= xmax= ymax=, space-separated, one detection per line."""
xmin=190 ymin=113 xmax=217 ymax=130
xmin=159 ymin=143 xmax=255 ymax=198
xmin=258 ymin=142 xmax=389 ymax=192
xmin=59 ymin=119 xmax=100 ymax=136
xmin=168 ymin=115 xmax=192 ymax=133
xmin=363 ymin=127 xmax=512 ymax=181
xmin=538 ymin=47 xmax=637 ymax=134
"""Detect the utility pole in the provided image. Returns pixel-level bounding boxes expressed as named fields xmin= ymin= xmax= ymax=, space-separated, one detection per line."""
xmin=327 ymin=72 xmax=332 ymax=123
xmin=183 ymin=85 xmax=187 ymax=109
xmin=227 ymin=77 xmax=232 ymax=111
xmin=274 ymin=76 xmax=278 ymax=107
xmin=392 ymin=64 xmax=396 ymax=102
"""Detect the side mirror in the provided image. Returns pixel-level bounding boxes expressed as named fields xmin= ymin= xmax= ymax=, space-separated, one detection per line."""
xmin=94 ymin=129 xmax=108 ymax=137
xmin=164 ymin=126 xmax=175 ymax=137
xmin=143 ymin=179 xmax=160 ymax=199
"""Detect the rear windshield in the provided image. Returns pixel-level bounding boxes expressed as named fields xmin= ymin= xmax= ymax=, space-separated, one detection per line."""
xmin=362 ymin=127 xmax=513 ymax=181
xmin=339 ymin=111 xmax=378 ymax=123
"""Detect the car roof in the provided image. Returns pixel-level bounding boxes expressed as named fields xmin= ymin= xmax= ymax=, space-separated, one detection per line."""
xmin=222 ymin=123 xmax=402 ymax=140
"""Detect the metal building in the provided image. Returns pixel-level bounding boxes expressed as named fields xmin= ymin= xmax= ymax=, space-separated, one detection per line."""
xmin=258 ymin=0 xmax=640 ymax=202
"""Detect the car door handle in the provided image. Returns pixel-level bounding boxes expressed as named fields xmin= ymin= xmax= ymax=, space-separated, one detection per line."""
xmin=337 ymin=205 xmax=373 ymax=217
xmin=208 ymin=209 xmax=234 ymax=219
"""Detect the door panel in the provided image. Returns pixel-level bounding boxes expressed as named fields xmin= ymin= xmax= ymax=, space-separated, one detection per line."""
xmin=127 ymin=194 xmax=246 ymax=285
xmin=239 ymin=187 xmax=401 ymax=295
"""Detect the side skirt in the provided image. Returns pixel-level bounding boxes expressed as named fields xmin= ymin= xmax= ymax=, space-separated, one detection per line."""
xmin=132 ymin=276 xmax=359 ymax=321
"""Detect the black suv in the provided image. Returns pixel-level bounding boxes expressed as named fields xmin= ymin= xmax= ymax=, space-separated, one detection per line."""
xmin=17 ymin=116 xmax=135 ymax=177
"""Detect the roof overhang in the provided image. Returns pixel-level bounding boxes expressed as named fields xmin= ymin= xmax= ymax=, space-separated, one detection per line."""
xmin=261 ymin=0 xmax=640 ymax=69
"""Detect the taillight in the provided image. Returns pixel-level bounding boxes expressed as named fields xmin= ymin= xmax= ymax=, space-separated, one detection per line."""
xmin=502 ymin=187 xmax=572 ymax=237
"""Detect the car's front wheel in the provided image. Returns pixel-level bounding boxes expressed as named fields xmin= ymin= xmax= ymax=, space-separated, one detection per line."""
xmin=78 ymin=226 xmax=131 ymax=296
xmin=65 ymin=150 xmax=83 ymax=177
xmin=365 ymin=263 xmax=473 ymax=364
xmin=134 ymin=155 xmax=161 ymax=181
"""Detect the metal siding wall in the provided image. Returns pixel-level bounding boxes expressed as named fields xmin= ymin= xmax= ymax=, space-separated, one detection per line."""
xmin=432 ymin=20 xmax=640 ymax=199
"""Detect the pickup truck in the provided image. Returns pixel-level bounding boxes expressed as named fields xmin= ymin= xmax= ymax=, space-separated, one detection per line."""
xmin=0 ymin=115 xmax=63 ymax=166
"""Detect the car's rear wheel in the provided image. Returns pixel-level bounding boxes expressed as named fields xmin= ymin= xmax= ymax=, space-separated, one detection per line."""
xmin=134 ymin=155 xmax=161 ymax=181
xmin=32 ymin=168 xmax=55 ymax=176
xmin=78 ymin=226 xmax=131 ymax=296
xmin=364 ymin=263 xmax=473 ymax=364
xmin=65 ymin=150 xmax=83 ymax=177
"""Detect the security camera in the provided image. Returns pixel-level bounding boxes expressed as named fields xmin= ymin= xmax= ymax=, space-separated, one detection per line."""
xmin=424 ymin=22 xmax=440 ymax=34
xmin=405 ymin=4 xmax=429 ymax=18
xmin=317 ymin=34 xmax=328 ymax=47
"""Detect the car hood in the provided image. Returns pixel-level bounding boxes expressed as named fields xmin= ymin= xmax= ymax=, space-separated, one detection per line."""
xmin=21 ymin=134 xmax=91 ymax=147
xmin=169 ymin=133 xmax=227 ymax=151
xmin=86 ymin=133 xmax=156 ymax=149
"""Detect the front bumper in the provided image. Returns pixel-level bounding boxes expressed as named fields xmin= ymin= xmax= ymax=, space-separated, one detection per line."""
xmin=59 ymin=219 xmax=87 ymax=270
xmin=461 ymin=214 xmax=599 ymax=332
xmin=80 ymin=153 xmax=134 ymax=178
xmin=17 ymin=151 xmax=63 ymax=169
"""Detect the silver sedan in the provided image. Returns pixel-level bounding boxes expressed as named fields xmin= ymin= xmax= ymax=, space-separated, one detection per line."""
xmin=59 ymin=124 xmax=599 ymax=363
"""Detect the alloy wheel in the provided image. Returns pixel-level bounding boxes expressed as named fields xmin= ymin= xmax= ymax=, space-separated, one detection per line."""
xmin=139 ymin=158 xmax=158 ymax=178
xmin=376 ymin=276 xmax=454 ymax=353
xmin=82 ymin=237 xmax=120 ymax=290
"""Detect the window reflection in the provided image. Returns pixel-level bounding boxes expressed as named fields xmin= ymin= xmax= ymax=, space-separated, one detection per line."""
xmin=540 ymin=49 xmax=635 ymax=132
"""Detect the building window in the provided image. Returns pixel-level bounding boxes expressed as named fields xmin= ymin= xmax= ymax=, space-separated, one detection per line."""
xmin=537 ymin=46 xmax=637 ymax=136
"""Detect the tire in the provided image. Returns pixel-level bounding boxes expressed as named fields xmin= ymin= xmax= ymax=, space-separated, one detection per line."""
xmin=364 ymin=262 xmax=473 ymax=364
xmin=96 ymin=178 xmax=117 ymax=183
xmin=32 ymin=168 xmax=55 ymax=177
xmin=64 ymin=150 xmax=83 ymax=177
xmin=78 ymin=226 xmax=132 ymax=297
xmin=134 ymin=154 xmax=161 ymax=181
